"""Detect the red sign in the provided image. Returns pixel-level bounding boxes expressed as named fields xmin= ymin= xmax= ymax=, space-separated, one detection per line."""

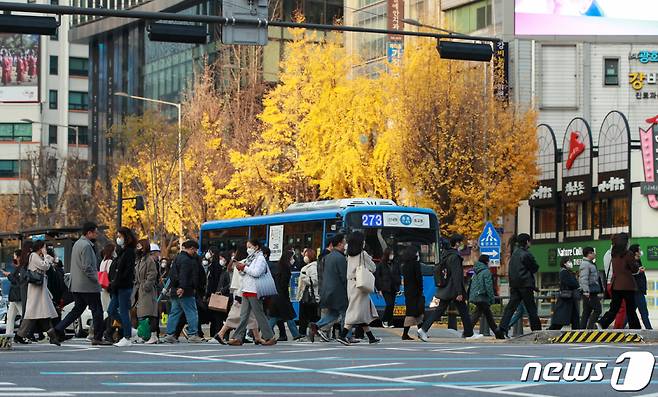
xmin=566 ymin=131 xmax=585 ymax=170
xmin=640 ymin=116 xmax=658 ymax=209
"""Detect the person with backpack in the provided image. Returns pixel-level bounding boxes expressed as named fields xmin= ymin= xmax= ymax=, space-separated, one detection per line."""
xmin=296 ymin=248 xmax=320 ymax=338
xmin=469 ymin=255 xmax=498 ymax=332
xmin=51 ymin=222 xmax=109 ymax=346
xmin=418 ymin=234 xmax=478 ymax=341
xmin=494 ymin=233 xmax=542 ymax=339
xmin=579 ymin=247 xmax=602 ymax=329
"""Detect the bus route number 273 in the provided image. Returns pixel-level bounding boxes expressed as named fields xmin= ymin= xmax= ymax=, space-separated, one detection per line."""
xmin=362 ymin=214 xmax=383 ymax=227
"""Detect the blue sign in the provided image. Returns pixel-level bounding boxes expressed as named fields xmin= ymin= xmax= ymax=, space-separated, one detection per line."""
xmin=478 ymin=222 xmax=501 ymax=264
xmin=387 ymin=42 xmax=403 ymax=64
xmin=361 ymin=213 xmax=383 ymax=227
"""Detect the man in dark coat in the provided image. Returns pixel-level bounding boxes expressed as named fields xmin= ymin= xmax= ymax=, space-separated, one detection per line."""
xmin=309 ymin=234 xmax=347 ymax=342
xmin=494 ymin=233 xmax=542 ymax=339
xmin=418 ymin=234 xmax=476 ymax=340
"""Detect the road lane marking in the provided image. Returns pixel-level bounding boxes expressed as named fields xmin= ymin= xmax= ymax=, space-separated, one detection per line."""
xmin=334 ymin=389 xmax=414 ymax=392
xmin=501 ymin=354 xmax=538 ymax=358
xmin=397 ymin=370 xmax=479 ymax=380
xmin=278 ymin=348 xmax=342 ymax=354
xmin=328 ymin=363 xmax=403 ymax=371
xmin=205 ymin=352 xmax=270 ymax=358
xmin=261 ymin=357 xmax=340 ymax=365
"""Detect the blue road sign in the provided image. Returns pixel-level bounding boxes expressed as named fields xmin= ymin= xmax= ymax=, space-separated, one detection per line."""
xmin=478 ymin=222 xmax=501 ymax=263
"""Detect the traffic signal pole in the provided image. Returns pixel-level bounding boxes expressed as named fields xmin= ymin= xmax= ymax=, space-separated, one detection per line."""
xmin=0 ymin=1 xmax=501 ymax=44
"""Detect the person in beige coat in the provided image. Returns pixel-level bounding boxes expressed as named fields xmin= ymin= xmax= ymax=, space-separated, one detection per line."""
xmin=337 ymin=232 xmax=381 ymax=346
xmin=133 ymin=239 xmax=159 ymax=344
xmin=16 ymin=241 xmax=60 ymax=345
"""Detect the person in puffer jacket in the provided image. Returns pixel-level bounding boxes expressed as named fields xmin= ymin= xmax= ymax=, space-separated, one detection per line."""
xmin=469 ymin=255 xmax=497 ymax=331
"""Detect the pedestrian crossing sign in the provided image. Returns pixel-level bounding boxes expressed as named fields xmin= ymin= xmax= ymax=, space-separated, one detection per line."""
xmin=478 ymin=222 xmax=501 ymax=265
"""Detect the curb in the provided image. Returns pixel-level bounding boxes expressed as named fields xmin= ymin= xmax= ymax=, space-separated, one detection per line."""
xmin=509 ymin=330 xmax=655 ymax=344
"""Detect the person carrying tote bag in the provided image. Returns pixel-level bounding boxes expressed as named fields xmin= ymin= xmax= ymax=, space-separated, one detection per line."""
xmin=356 ymin=253 xmax=376 ymax=294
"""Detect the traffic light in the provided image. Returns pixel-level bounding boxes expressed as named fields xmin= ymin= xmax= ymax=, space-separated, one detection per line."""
xmin=0 ymin=15 xmax=58 ymax=35
xmin=135 ymin=196 xmax=145 ymax=211
xmin=221 ymin=0 xmax=268 ymax=45
xmin=437 ymin=40 xmax=493 ymax=62
xmin=147 ymin=23 xmax=207 ymax=44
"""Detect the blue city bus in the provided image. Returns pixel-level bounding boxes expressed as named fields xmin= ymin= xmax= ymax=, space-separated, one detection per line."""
xmin=199 ymin=198 xmax=440 ymax=322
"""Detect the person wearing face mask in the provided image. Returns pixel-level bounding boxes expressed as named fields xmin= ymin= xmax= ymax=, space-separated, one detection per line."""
xmin=203 ymin=248 xmax=225 ymax=337
xmin=16 ymin=241 xmax=60 ymax=345
xmin=267 ymin=249 xmax=302 ymax=341
xmin=51 ymin=222 xmax=109 ymax=346
xmin=579 ymin=247 xmax=602 ymax=329
xmin=2 ymin=249 xmax=26 ymax=339
xmin=296 ymin=248 xmax=320 ymax=338
xmin=132 ymin=238 xmax=159 ymax=344
xmin=107 ymin=227 xmax=138 ymax=347
xmin=418 ymin=234 xmax=478 ymax=341
xmin=375 ymin=247 xmax=401 ymax=328
xmin=548 ymin=257 xmax=581 ymax=330
xmin=630 ymin=244 xmax=651 ymax=329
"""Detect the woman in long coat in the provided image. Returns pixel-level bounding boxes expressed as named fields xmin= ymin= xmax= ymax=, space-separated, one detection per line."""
xmin=400 ymin=246 xmax=424 ymax=340
xmin=267 ymin=250 xmax=301 ymax=340
xmin=16 ymin=241 xmax=60 ymax=345
xmin=339 ymin=231 xmax=381 ymax=345
xmin=549 ymin=257 xmax=580 ymax=330
xmin=133 ymin=238 xmax=159 ymax=344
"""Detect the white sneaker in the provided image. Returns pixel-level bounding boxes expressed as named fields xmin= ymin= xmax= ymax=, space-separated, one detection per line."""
xmin=417 ymin=328 xmax=429 ymax=342
xmin=467 ymin=333 xmax=484 ymax=339
xmin=114 ymin=337 xmax=132 ymax=347
xmin=145 ymin=333 xmax=158 ymax=344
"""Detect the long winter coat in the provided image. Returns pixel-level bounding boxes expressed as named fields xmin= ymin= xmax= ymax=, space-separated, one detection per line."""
xmin=375 ymin=259 xmax=401 ymax=293
xmin=551 ymin=268 xmax=580 ymax=326
xmin=611 ymin=252 xmax=640 ymax=291
xmin=468 ymin=261 xmax=495 ymax=304
xmin=7 ymin=265 xmax=26 ymax=303
xmin=435 ymin=249 xmax=466 ymax=300
xmin=69 ymin=236 xmax=101 ymax=293
xmin=24 ymin=253 xmax=58 ymax=320
xmin=344 ymin=252 xmax=378 ymax=326
xmin=401 ymin=259 xmax=424 ymax=317
xmin=508 ymin=247 xmax=539 ymax=289
xmin=109 ymin=246 xmax=136 ymax=293
xmin=268 ymin=263 xmax=296 ymax=320
xmin=319 ymin=250 xmax=348 ymax=312
xmin=132 ymin=254 xmax=158 ymax=318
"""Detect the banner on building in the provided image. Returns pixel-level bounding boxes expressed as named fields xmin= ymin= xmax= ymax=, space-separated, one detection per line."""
xmin=562 ymin=117 xmax=593 ymax=202
xmin=0 ymin=34 xmax=39 ymax=103
xmin=640 ymin=116 xmax=658 ymax=209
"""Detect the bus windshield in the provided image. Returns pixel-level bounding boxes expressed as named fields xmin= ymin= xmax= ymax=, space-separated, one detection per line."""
xmin=345 ymin=211 xmax=439 ymax=264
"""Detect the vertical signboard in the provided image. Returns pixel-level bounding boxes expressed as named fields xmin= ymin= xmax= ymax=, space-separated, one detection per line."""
xmin=268 ymin=225 xmax=284 ymax=262
xmin=387 ymin=0 xmax=404 ymax=65
xmin=493 ymin=41 xmax=509 ymax=102
xmin=640 ymin=117 xmax=658 ymax=208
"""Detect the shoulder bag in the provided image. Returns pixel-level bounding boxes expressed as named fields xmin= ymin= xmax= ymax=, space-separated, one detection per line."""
xmin=255 ymin=265 xmax=278 ymax=298
xmin=301 ymin=276 xmax=317 ymax=305
xmin=25 ymin=253 xmax=45 ymax=286
xmin=355 ymin=253 xmax=376 ymax=294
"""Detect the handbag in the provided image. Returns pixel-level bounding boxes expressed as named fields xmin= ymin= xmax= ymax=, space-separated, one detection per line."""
xmin=208 ymin=293 xmax=230 ymax=312
xmin=559 ymin=289 xmax=574 ymax=299
xmin=98 ymin=271 xmax=110 ymax=289
xmin=300 ymin=276 xmax=317 ymax=305
xmin=26 ymin=269 xmax=44 ymax=286
xmin=137 ymin=318 xmax=151 ymax=340
xmin=355 ymin=254 xmax=375 ymax=294
xmin=254 ymin=266 xmax=278 ymax=298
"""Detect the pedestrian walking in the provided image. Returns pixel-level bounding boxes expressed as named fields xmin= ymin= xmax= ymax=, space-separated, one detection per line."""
xmin=400 ymin=246 xmax=424 ymax=340
xmin=162 ymin=240 xmax=204 ymax=343
xmin=15 ymin=241 xmax=60 ymax=346
xmin=596 ymin=233 xmax=641 ymax=330
xmin=296 ymin=248 xmax=320 ymax=337
xmin=603 ymin=235 xmax=626 ymax=328
xmin=630 ymin=244 xmax=652 ymax=329
xmin=268 ymin=249 xmax=302 ymax=341
xmin=204 ymin=248 xmax=226 ymax=337
xmin=107 ymin=227 xmax=137 ymax=346
xmin=579 ymin=247 xmax=602 ymax=329
xmin=133 ymin=238 xmax=159 ymax=344
xmin=98 ymin=243 xmax=115 ymax=313
xmin=3 ymin=249 xmax=27 ymax=339
xmin=309 ymin=234 xmax=348 ymax=343
xmin=52 ymin=222 xmax=109 ymax=346
xmin=375 ymin=247 xmax=401 ymax=328
xmin=548 ymin=257 xmax=580 ymax=330
xmin=337 ymin=232 xmax=381 ymax=345
xmin=418 ymin=234 xmax=477 ymax=341
xmin=228 ymin=239 xmax=277 ymax=346
xmin=469 ymin=255 xmax=498 ymax=332
xmin=494 ymin=233 xmax=542 ymax=339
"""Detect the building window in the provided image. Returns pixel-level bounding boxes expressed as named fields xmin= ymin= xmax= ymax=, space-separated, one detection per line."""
xmin=49 ymin=125 xmax=58 ymax=145
xmin=604 ymin=58 xmax=619 ymax=86
xmin=0 ymin=123 xmax=32 ymax=141
xmin=445 ymin=0 xmax=492 ymax=34
xmin=534 ymin=206 xmax=557 ymax=236
xmin=49 ymin=90 xmax=58 ymax=109
xmin=69 ymin=57 xmax=89 ymax=77
xmin=68 ymin=126 xmax=89 ymax=145
xmin=0 ymin=160 xmax=21 ymax=178
xmin=49 ymin=55 xmax=58 ymax=75
xmin=565 ymin=201 xmax=591 ymax=237
xmin=50 ymin=30 xmax=58 ymax=41
xmin=68 ymin=91 xmax=89 ymax=111
xmin=595 ymin=197 xmax=629 ymax=231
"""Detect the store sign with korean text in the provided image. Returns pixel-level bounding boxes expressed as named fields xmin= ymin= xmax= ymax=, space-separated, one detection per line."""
xmin=629 ymin=51 xmax=658 ymax=64
xmin=563 ymin=176 xmax=591 ymax=202
xmin=387 ymin=0 xmax=404 ymax=42
xmin=639 ymin=116 xmax=658 ymax=209
xmin=628 ymin=72 xmax=658 ymax=100
xmin=529 ymin=182 xmax=556 ymax=206
xmin=597 ymin=170 xmax=629 ymax=199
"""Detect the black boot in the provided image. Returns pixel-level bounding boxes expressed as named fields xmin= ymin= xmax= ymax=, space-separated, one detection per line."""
xmin=401 ymin=326 xmax=414 ymax=340
xmin=337 ymin=328 xmax=350 ymax=346
xmin=366 ymin=331 xmax=381 ymax=344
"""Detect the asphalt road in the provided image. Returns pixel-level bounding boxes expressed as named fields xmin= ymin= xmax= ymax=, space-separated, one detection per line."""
xmin=2 ymin=330 xmax=658 ymax=397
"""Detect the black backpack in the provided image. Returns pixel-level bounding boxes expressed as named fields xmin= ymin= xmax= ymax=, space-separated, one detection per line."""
xmin=434 ymin=253 xmax=452 ymax=288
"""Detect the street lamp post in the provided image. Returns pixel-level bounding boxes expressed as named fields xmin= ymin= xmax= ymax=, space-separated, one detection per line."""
xmin=114 ymin=92 xmax=183 ymax=250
